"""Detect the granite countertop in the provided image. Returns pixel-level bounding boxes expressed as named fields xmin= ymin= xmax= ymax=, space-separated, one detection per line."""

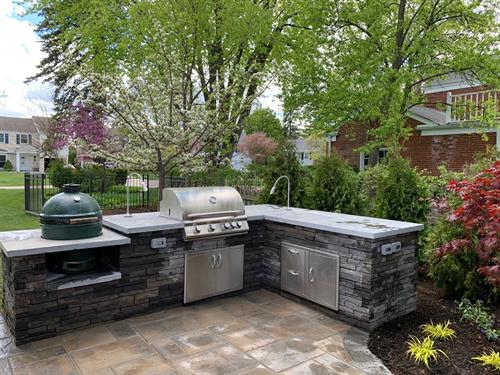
xmin=0 ymin=228 xmax=131 ymax=257
xmin=103 ymin=204 xmax=424 ymax=240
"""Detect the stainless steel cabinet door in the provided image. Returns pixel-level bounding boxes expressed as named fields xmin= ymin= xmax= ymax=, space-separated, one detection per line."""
xmin=281 ymin=243 xmax=306 ymax=296
xmin=184 ymin=251 xmax=217 ymax=303
xmin=305 ymin=250 xmax=339 ymax=310
xmin=216 ymin=245 xmax=244 ymax=294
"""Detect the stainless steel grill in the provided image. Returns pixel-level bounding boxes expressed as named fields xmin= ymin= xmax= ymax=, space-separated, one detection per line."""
xmin=159 ymin=187 xmax=249 ymax=240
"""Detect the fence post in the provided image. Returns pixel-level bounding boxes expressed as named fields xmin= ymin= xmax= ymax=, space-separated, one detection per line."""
xmin=24 ymin=173 xmax=30 ymax=211
xmin=41 ymin=173 xmax=46 ymax=207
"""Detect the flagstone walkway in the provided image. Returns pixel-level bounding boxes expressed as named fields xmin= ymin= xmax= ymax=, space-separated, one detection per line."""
xmin=0 ymin=289 xmax=391 ymax=374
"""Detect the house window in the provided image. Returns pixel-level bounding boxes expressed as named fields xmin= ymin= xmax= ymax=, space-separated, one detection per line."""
xmin=0 ymin=155 xmax=6 ymax=168
xmin=0 ymin=133 xmax=8 ymax=144
xmin=16 ymin=134 xmax=32 ymax=144
xmin=360 ymin=148 xmax=389 ymax=171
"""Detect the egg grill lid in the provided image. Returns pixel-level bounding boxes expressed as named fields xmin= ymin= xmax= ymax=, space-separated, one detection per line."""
xmin=40 ymin=184 xmax=102 ymax=225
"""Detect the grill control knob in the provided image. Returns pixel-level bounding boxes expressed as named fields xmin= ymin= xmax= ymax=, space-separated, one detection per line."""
xmin=208 ymin=223 xmax=216 ymax=232
xmin=224 ymin=222 xmax=231 ymax=229
xmin=193 ymin=224 xmax=201 ymax=234
xmin=231 ymin=221 xmax=237 ymax=228
xmin=236 ymin=221 xmax=242 ymax=228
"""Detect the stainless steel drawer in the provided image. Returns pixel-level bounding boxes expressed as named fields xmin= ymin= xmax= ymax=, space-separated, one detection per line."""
xmin=281 ymin=243 xmax=306 ymax=296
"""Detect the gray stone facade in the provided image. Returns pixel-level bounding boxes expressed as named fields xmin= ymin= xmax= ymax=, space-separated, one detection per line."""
xmin=2 ymin=219 xmax=417 ymax=344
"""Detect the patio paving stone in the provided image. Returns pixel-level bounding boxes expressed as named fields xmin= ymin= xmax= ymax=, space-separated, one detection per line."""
xmin=0 ymin=289 xmax=392 ymax=374
xmin=112 ymin=354 xmax=177 ymax=375
xmin=172 ymin=351 xmax=235 ymax=375
xmin=150 ymin=337 xmax=187 ymax=361
xmin=247 ymin=337 xmax=324 ymax=372
xmin=12 ymin=354 xmax=78 ymax=375
xmin=171 ymin=330 xmax=225 ymax=355
xmin=69 ymin=336 xmax=156 ymax=372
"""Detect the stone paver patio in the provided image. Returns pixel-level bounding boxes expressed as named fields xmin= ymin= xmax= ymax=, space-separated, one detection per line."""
xmin=0 ymin=290 xmax=390 ymax=374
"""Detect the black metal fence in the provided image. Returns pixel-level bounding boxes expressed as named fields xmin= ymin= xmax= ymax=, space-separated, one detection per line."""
xmin=25 ymin=173 xmax=262 ymax=214
xmin=25 ymin=173 xmax=154 ymax=214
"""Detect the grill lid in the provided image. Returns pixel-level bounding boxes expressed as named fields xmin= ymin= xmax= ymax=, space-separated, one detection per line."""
xmin=160 ymin=186 xmax=245 ymax=221
xmin=40 ymin=184 xmax=102 ymax=240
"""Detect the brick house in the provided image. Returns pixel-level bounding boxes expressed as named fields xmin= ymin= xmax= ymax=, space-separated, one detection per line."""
xmin=329 ymin=74 xmax=499 ymax=174
xmin=0 ymin=116 xmax=68 ymax=172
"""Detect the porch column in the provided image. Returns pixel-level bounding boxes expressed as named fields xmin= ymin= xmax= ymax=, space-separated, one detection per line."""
xmin=15 ymin=152 xmax=20 ymax=172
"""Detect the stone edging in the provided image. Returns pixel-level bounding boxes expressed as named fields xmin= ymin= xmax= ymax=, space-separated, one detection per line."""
xmin=344 ymin=326 xmax=393 ymax=374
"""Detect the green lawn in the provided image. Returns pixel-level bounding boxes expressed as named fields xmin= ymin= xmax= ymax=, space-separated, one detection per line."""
xmin=0 ymin=172 xmax=25 ymax=186
xmin=0 ymin=190 xmax=38 ymax=232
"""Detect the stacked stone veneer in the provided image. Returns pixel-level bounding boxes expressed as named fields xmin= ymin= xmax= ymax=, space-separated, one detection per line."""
xmin=2 ymin=219 xmax=416 ymax=344
xmin=261 ymin=222 xmax=418 ymax=330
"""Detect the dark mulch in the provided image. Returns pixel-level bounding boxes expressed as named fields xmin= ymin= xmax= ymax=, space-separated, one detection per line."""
xmin=369 ymin=277 xmax=499 ymax=374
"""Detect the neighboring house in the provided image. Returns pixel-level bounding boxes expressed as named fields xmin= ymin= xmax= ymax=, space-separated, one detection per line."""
xmin=0 ymin=116 xmax=69 ymax=173
xmin=231 ymin=133 xmax=315 ymax=170
xmin=294 ymin=138 xmax=314 ymax=166
xmin=329 ymin=74 xmax=499 ymax=174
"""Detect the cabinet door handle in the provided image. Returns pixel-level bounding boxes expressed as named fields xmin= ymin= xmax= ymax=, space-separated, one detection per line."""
xmin=210 ymin=254 xmax=216 ymax=269
xmin=309 ymin=267 xmax=314 ymax=283
xmin=287 ymin=249 xmax=299 ymax=254
xmin=217 ymin=253 xmax=222 ymax=268
xmin=288 ymin=270 xmax=299 ymax=276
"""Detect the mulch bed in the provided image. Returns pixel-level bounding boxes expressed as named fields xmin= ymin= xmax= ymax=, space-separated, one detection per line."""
xmin=369 ymin=277 xmax=500 ymax=374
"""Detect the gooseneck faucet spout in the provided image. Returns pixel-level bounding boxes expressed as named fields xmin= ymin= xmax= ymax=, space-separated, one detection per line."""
xmin=125 ymin=173 xmax=148 ymax=217
xmin=270 ymin=175 xmax=291 ymax=210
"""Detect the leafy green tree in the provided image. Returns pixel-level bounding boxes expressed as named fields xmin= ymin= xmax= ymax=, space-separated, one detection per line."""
xmin=374 ymin=157 xmax=430 ymax=223
xmin=281 ymin=0 xmax=500 ymax=154
xmin=306 ymin=154 xmax=364 ymax=214
xmin=243 ymin=109 xmax=284 ymax=140
xmin=258 ymin=140 xmax=306 ymax=207
xmin=26 ymin=0 xmax=303 ymax=161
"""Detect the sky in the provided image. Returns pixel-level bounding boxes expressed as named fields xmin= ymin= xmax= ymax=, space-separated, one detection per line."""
xmin=0 ymin=1 xmax=53 ymax=117
xmin=0 ymin=0 xmax=281 ymax=119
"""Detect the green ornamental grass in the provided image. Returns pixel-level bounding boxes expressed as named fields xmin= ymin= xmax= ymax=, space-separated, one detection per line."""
xmin=407 ymin=336 xmax=448 ymax=368
xmin=420 ymin=321 xmax=456 ymax=341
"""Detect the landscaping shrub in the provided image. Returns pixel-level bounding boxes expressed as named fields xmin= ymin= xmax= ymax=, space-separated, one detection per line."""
xmin=2 ymin=160 xmax=13 ymax=171
xmin=258 ymin=139 xmax=307 ymax=207
xmin=428 ymin=161 xmax=500 ymax=302
xmin=114 ymin=168 xmax=128 ymax=185
xmin=306 ymin=153 xmax=365 ymax=214
xmin=373 ymin=157 xmax=430 ymax=223
xmin=76 ymin=165 xmax=114 ymax=193
xmin=359 ymin=162 xmax=387 ymax=215
xmin=457 ymin=298 xmax=499 ymax=341
xmin=48 ymin=161 xmax=74 ymax=188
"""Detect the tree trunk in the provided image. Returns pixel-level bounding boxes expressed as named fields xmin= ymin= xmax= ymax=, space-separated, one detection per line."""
xmin=157 ymin=150 xmax=165 ymax=201
xmin=367 ymin=150 xmax=379 ymax=167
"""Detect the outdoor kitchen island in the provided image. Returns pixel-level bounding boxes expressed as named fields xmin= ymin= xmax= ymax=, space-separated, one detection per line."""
xmin=1 ymin=204 xmax=423 ymax=345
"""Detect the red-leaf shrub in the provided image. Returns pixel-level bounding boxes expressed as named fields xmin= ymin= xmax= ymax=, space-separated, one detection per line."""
xmin=239 ymin=132 xmax=277 ymax=164
xmin=430 ymin=161 xmax=500 ymax=299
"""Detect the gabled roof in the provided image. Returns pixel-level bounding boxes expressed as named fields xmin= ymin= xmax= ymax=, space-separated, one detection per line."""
xmin=407 ymin=106 xmax=446 ymax=126
xmin=32 ymin=116 xmax=53 ymax=133
xmin=0 ymin=116 xmax=37 ymax=133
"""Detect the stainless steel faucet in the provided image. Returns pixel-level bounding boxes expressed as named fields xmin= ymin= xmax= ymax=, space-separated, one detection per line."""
xmin=125 ymin=173 xmax=148 ymax=217
xmin=270 ymin=175 xmax=291 ymax=210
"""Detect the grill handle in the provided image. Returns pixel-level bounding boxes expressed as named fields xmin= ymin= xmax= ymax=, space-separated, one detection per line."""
xmin=68 ymin=217 xmax=100 ymax=225
xmin=186 ymin=211 xmax=244 ymax=220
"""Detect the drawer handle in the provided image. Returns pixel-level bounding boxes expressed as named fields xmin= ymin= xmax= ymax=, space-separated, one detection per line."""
xmin=210 ymin=254 xmax=216 ymax=269
xmin=217 ymin=253 xmax=222 ymax=268
xmin=309 ymin=267 xmax=314 ymax=283
xmin=287 ymin=249 xmax=299 ymax=254
xmin=288 ymin=270 xmax=299 ymax=276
